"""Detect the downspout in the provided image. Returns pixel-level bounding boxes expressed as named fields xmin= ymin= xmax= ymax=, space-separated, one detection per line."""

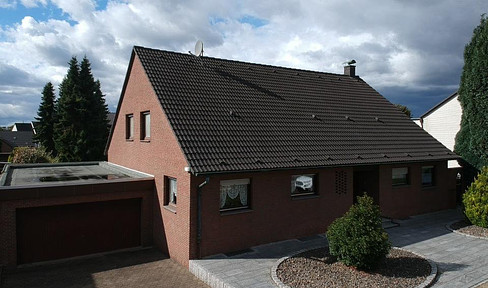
xmin=197 ymin=176 xmax=209 ymax=258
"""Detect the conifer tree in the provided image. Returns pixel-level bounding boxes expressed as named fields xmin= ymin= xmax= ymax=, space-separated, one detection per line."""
xmin=34 ymin=82 xmax=57 ymax=155
xmin=455 ymin=16 xmax=488 ymax=169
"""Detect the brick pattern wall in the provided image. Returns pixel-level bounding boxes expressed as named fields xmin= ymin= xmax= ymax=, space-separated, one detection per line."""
xmin=379 ymin=161 xmax=456 ymax=219
xmin=107 ymin=55 xmax=192 ymax=267
xmin=190 ymin=168 xmax=354 ymax=258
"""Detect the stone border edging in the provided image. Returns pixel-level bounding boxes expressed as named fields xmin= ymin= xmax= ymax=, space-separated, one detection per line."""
xmin=270 ymin=246 xmax=437 ymax=288
xmin=446 ymin=220 xmax=488 ymax=240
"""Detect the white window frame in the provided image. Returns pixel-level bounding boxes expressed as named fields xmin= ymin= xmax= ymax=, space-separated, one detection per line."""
xmin=166 ymin=177 xmax=177 ymax=205
xmin=220 ymin=178 xmax=250 ymax=212
xmin=392 ymin=167 xmax=409 ymax=186
xmin=141 ymin=111 xmax=150 ymax=140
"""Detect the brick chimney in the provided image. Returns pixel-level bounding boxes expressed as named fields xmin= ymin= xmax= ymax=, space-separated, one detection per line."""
xmin=344 ymin=65 xmax=356 ymax=77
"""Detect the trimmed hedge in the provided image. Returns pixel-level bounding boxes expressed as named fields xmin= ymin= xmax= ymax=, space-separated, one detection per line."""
xmin=463 ymin=167 xmax=488 ymax=228
xmin=327 ymin=194 xmax=391 ymax=270
xmin=8 ymin=147 xmax=57 ymax=164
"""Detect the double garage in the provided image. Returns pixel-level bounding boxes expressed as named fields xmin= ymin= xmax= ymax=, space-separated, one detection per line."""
xmin=0 ymin=163 xmax=154 ymax=267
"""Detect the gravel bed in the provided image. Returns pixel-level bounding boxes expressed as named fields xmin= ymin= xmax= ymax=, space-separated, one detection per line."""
xmin=276 ymin=247 xmax=431 ymax=288
xmin=451 ymin=220 xmax=488 ymax=238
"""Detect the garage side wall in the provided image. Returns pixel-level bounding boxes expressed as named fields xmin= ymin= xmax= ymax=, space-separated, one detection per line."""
xmin=107 ymin=55 xmax=192 ymax=267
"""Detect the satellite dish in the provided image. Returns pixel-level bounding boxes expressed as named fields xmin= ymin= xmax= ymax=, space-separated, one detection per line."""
xmin=195 ymin=40 xmax=204 ymax=56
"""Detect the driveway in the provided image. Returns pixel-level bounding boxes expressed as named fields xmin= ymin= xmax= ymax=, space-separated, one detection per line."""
xmin=1 ymin=248 xmax=209 ymax=288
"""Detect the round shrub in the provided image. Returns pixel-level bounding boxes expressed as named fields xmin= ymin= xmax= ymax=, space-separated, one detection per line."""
xmin=8 ymin=147 xmax=57 ymax=164
xmin=463 ymin=167 xmax=488 ymax=228
xmin=327 ymin=194 xmax=391 ymax=270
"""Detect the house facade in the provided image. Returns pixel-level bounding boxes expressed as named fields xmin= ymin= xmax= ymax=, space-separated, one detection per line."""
xmin=413 ymin=91 xmax=461 ymax=168
xmin=107 ymin=46 xmax=459 ymax=267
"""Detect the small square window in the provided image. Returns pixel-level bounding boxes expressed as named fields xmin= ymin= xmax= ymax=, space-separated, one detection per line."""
xmin=422 ymin=166 xmax=435 ymax=186
xmin=220 ymin=179 xmax=250 ymax=211
xmin=165 ymin=177 xmax=177 ymax=205
xmin=392 ymin=167 xmax=409 ymax=186
xmin=291 ymin=174 xmax=317 ymax=196
xmin=126 ymin=114 xmax=134 ymax=140
xmin=141 ymin=111 xmax=150 ymax=140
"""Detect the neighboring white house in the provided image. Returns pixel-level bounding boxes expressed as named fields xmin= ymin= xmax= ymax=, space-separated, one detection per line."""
xmin=415 ymin=91 xmax=461 ymax=168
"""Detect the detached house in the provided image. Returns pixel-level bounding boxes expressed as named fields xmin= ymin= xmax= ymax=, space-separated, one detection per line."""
xmin=107 ymin=46 xmax=459 ymax=267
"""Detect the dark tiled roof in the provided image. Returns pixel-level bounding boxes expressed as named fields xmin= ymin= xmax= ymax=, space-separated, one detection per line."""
xmin=132 ymin=46 xmax=458 ymax=174
xmin=0 ymin=131 xmax=35 ymax=148
xmin=12 ymin=123 xmax=33 ymax=132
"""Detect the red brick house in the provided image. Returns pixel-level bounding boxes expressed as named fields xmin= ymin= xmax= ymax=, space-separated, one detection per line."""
xmin=107 ymin=46 xmax=459 ymax=267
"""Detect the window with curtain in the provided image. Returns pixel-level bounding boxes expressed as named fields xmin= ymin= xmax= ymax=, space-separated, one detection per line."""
xmin=220 ymin=179 xmax=250 ymax=211
xmin=291 ymin=174 xmax=317 ymax=196
xmin=165 ymin=177 xmax=177 ymax=205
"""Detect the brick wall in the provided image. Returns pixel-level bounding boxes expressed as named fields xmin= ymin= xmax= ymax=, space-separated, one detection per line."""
xmin=379 ymin=161 xmax=456 ymax=219
xmin=107 ymin=55 xmax=192 ymax=267
xmin=190 ymin=168 xmax=354 ymax=258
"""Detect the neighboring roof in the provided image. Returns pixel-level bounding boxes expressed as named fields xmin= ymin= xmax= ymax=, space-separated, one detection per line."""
xmin=0 ymin=161 xmax=153 ymax=187
xmin=111 ymin=46 xmax=458 ymax=175
xmin=107 ymin=112 xmax=116 ymax=127
xmin=0 ymin=131 xmax=34 ymax=148
xmin=12 ymin=123 xmax=33 ymax=132
xmin=420 ymin=91 xmax=459 ymax=118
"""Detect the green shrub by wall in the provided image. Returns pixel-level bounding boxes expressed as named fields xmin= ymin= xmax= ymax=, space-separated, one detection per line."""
xmin=463 ymin=167 xmax=488 ymax=228
xmin=8 ymin=147 xmax=57 ymax=164
xmin=327 ymin=194 xmax=391 ymax=270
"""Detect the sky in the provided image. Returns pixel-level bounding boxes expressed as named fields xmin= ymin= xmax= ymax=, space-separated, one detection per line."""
xmin=0 ymin=0 xmax=487 ymax=126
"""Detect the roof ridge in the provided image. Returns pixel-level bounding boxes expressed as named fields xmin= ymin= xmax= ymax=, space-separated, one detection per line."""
xmin=133 ymin=45 xmax=354 ymax=79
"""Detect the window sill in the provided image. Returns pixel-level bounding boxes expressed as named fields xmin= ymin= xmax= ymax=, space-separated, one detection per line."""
xmin=163 ymin=205 xmax=177 ymax=214
xmin=220 ymin=208 xmax=252 ymax=216
xmin=126 ymin=139 xmax=134 ymax=142
xmin=392 ymin=184 xmax=410 ymax=188
xmin=291 ymin=194 xmax=319 ymax=200
xmin=422 ymin=185 xmax=436 ymax=190
xmin=140 ymin=139 xmax=151 ymax=143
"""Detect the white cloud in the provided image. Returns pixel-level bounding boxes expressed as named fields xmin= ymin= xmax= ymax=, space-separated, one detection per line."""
xmin=0 ymin=0 xmax=486 ymax=123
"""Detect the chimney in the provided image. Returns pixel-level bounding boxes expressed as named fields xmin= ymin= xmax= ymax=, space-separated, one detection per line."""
xmin=344 ymin=65 xmax=356 ymax=77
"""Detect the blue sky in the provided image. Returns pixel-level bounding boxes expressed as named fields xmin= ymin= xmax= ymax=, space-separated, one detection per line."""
xmin=0 ymin=0 xmax=487 ymax=126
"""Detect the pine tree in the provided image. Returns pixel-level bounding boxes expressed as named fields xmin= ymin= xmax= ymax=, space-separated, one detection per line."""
xmin=79 ymin=57 xmax=109 ymax=161
xmin=54 ymin=57 xmax=83 ymax=162
xmin=455 ymin=15 xmax=488 ymax=169
xmin=34 ymin=82 xmax=57 ymax=155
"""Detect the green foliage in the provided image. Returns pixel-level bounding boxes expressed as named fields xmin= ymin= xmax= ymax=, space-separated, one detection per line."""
xmin=8 ymin=147 xmax=58 ymax=164
xmin=53 ymin=56 xmax=109 ymax=162
xmin=463 ymin=167 xmax=488 ymax=228
xmin=34 ymin=82 xmax=57 ymax=155
xmin=327 ymin=194 xmax=391 ymax=270
xmin=395 ymin=104 xmax=412 ymax=118
xmin=455 ymin=15 xmax=488 ymax=169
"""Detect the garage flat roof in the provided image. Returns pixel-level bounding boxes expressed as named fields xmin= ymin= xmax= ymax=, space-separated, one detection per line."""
xmin=0 ymin=162 xmax=153 ymax=187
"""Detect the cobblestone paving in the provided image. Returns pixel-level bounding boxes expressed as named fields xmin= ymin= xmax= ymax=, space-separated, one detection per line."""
xmin=1 ymin=248 xmax=209 ymax=288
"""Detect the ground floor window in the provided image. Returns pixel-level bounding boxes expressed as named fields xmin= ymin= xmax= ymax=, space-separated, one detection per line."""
xmin=422 ymin=166 xmax=435 ymax=186
xmin=165 ymin=177 xmax=177 ymax=205
xmin=291 ymin=174 xmax=317 ymax=196
xmin=392 ymin=167 xmax=409 ymax=186
xmin=220 ymin=179 xmax=250 ymax=211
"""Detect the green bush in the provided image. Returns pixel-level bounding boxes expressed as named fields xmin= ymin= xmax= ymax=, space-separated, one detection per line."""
xmin=327 ymin=194 xmax=391 ymax=270
xmin=463 ymin=167 xmax=488 ymax=228
xmin=8 ymin=147 xmax=58 ymax=164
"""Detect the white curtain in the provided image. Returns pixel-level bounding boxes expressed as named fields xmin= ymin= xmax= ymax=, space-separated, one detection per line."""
xmin=220 ymin=184 xmax=248 ymax=208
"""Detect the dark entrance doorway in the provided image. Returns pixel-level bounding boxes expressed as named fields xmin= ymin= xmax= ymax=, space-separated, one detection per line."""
xmin=353 ymin=166 xmax=379 ymax=204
